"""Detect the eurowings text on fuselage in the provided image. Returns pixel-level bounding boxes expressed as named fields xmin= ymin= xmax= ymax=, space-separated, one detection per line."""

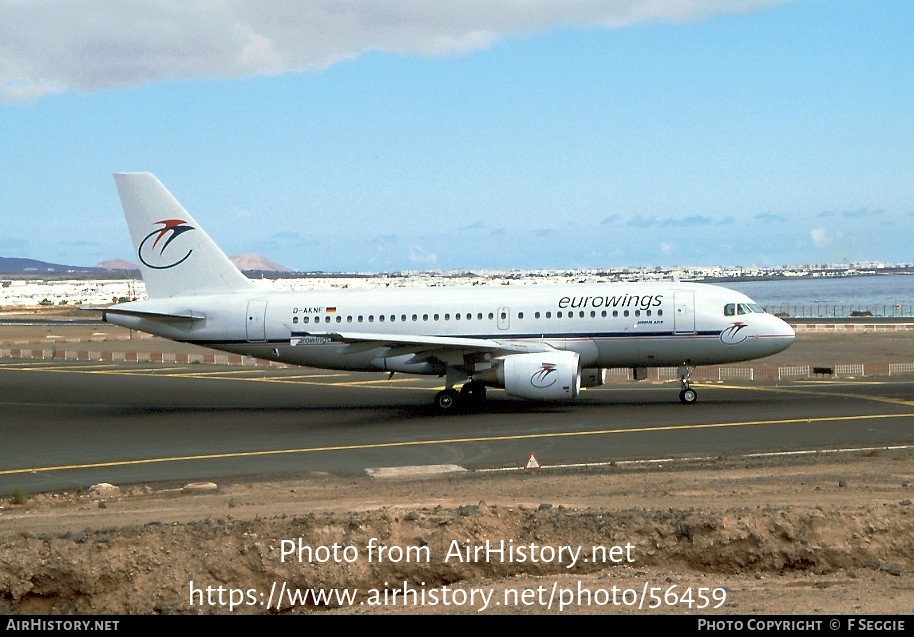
xmin=96 ymin=173 xmax=795 ymax=411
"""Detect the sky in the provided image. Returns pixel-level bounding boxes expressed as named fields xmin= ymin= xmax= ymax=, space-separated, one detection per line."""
xmin=1 ymin=0 xmax=912 ymax=273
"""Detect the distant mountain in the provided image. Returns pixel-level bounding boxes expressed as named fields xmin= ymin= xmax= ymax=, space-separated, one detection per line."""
xmin=0 ymin=256 xmax=103 ymax=274
xmin=230 ymin=253 xmax=293 ymax=272
xmin=0 ymin=254 xmax=292 ymax=275
xmin=94 ymin=254 xmax=293 ymax=272
xmin=94 ymin=259 xmax=139 ymax=270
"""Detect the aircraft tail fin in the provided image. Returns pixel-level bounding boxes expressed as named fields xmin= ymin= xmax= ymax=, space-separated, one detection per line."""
xmin=113 ymin=173 xmax=253 ymax=298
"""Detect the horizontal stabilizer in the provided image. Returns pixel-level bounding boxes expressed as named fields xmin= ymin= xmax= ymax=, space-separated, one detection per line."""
xmin=82 ymin=306 xmax=205 ymax=321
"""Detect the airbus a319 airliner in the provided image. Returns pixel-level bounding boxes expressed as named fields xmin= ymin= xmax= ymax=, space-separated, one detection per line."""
xmin=93 ymin=173 xmax=795 ymax=411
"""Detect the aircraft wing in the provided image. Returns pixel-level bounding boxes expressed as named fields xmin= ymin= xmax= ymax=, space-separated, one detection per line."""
xmin=295 ymin=331 xmax=557 ymax=357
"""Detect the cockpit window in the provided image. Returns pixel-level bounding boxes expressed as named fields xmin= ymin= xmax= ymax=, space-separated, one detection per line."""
xmin=725 ymin=302 xmax=764 ymax=316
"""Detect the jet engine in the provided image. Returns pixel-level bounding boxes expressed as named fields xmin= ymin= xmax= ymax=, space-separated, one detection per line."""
xmin=498 ymin=350 xmax=581 ymax=400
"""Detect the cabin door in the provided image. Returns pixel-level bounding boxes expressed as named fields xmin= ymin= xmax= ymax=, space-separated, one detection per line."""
xmin=246 ymin=300 xmax=268 ymax=341
xmin=497 ymin=307 xmax=510 ymax=330
xmin=673 ymin=293 xmax=696 ymax=334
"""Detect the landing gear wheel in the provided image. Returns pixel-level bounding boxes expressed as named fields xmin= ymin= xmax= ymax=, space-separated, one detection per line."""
xmin=677 ymin=364 xmax=697 ymax=405
xmin=460 ymin=381 xmax=487 ymax=404
xmin=679 ymin=388 xmax=698 ymax=404
xmin=434 ymin=389 xmax=460 ymax=411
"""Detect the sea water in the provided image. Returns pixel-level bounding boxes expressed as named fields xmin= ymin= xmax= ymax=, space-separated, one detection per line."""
xmin=722 ymin=275 xmax=914 ymax=318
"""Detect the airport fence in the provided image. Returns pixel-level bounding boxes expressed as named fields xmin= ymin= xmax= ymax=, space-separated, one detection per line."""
xmin=0 ymin=347 xmax=281 ymax=367
xmin=767 ymin=303 xmax=914 ymax=318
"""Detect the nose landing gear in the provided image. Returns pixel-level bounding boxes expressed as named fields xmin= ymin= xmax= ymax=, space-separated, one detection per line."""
xmin=678 ymin=365 xmax=697 ymax=404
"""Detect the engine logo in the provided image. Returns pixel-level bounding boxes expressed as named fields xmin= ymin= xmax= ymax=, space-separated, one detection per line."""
xmin=530 ymin=362 xmax=558 ymax=388
xmin=138 ymin=219 xmax=195 ymax=269
xmin=720 ymin=321 xmax=749 ymax=345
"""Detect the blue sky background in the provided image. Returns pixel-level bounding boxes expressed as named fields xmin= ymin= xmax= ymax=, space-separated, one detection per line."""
xmin=1 ymin=0 xmax=912 ymax=272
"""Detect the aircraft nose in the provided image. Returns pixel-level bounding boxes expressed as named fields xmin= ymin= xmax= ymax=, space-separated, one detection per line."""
xmin=775 ymin=316 xmax=796 ymax=338
xmin=778 ymin=319 xmax=797 ymax=340
xmin=767 ymin=315 xmax=796 ymax=352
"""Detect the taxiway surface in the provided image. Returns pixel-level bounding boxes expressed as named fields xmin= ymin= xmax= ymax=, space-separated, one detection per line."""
xmin=2 ymin=358 xmax=914 ymax=495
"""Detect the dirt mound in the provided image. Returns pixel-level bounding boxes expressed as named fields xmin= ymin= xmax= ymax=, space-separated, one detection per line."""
xmin=1 ymin=452 xmax=913 ymax=615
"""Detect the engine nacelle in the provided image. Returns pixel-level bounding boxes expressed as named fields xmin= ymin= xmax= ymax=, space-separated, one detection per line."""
xmin=499 ymin=350 xmax=581 ymax=401
xmin=580 ymin=367 xmax=607 ymax=387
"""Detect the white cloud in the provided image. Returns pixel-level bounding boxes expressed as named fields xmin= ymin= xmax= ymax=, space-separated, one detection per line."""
xmin=408 ymin=245 xmax=437 ymax=264
xmin=0 ymin=0 xmax=793 ymax=101
xmin=811 ymin=227 xmax=845 ymax=248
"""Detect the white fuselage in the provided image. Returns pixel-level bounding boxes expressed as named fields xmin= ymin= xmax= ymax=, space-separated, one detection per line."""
xmin=105 ymin=280 xmax=795 ymax=372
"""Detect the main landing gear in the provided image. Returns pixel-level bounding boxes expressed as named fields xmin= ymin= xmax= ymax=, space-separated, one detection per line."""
xmin=434 ymin=389 xmax=460 ymax=410
xmin=678 ymin=365 xmax=697 ymax=404
xmin=434 ymin=380 xmax=487 ymax=411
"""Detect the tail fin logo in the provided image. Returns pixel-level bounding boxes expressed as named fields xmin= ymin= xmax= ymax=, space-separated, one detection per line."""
xmin=138 ymin=219 xmax=196 ymax=269
xmin=530 ymin=362 xmax=558 ymax=388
